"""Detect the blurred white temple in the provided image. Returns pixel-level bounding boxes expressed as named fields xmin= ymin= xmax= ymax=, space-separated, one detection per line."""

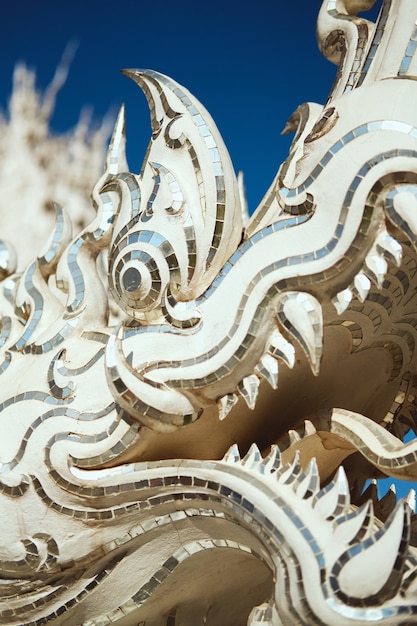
xmin=0 ymin=53 xmax=110 ymax=270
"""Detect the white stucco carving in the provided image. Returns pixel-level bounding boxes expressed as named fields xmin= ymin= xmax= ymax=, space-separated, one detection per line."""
xmin=2 ymin=1 xmax=417 ymax=624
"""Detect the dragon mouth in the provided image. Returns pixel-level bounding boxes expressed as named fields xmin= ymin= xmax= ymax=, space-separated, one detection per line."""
xmin=108 ymin=227 xmax=417 ymax=509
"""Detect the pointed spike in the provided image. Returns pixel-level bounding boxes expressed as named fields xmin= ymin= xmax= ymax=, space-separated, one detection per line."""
xmin=238 ymin=375 xmax=260 ymax=410
xmin=375 ymin=484 xmax=397 ymax=522
xmin=242 ymin=443 xmax=262 ymax=468
xmin=295 ymin=457 xmax=320 ymax=499
xmin=288 ymin=429 xmax=301 ymax=445
xmin=277 ymin=450 xmax=302 ymax=485
xmin=335 ymin=466 xmax=351 ymax=510
xmin=332 ymin=288 xmax=353 ymax=315
xmin=267 ymin=330 xmax=295 ymax=369
xmin=353 ymin=273 xmax=371 ymax=302
xmin=276 ymin=292 xmax=323 ymax=376
xmin=365 ymin=253 xmax=387 ymax=288
xmin=223 ymin=443 xmax=241 ymax=464
xmin=306 ymin=457 xmax=320 ymax=493
xmin=105 ymin=104 xmax=128 ymax=175
xmin=355 ymin=479 xmax=379 ymax=508
xmin=255 ymin=354 xmax=279 ymax=390
xmin=263 ymin=445 xmax=282 ymax=473
xmin=376 ymin=233 xmax=402 ymax=267
xmin=304 ymin=419 xmax=317 ymax=436
xmin=406 ymin=488 xmax=416 ymax=513
xmin=238 ymin=171 xmax=249 ymax=228
xmin=217 ymin=393 xmax=238 ymax=421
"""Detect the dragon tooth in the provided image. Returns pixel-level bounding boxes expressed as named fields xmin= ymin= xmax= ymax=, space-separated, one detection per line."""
xmin=306 ymin=458 xmax=320 ymax=496
xmin=295 ymin=458 xmax=320 ymax=499
xmin=332 ymin=288 xmax=352 ymax=315
xmin=406 ymin=488 xmax=416 ymax=513
xmin=238 ymin=375 xmax=260 ymax=410
xmin=267 ymin=329 xmax=295 ymax=369
xmin=276 ymin=292 xmax=323 ymax=377
xmin=217 ymin=393 xmax=238 ymax=421
xmin=364 ymin=252 xmax=387 ymax=288
xmin=255 ymin=354 xmax=279 ymax=390
xmin=222 ymin=443 xmax=241 ymax=464
xmin=277 ymin=450 xmax=302 ymax=485
xmin=242 ymin=443 xmax=262 ymax=468
xmin=376 ymin=484 xmax=397 ymax=522
xmin=376 ymin=233 xmax=402 ymax=266
xmin=355 ymin=479 xmax=378 ymax=508
xmin=262 ymin=445 xmax=282 ymax=473
xmin=353 ymin=272 xmax=371 ymax=302
xmin=304 ymin=420 xmax=317 ymax=436
xmin=288 ymin=429 xmax=301 ymax=445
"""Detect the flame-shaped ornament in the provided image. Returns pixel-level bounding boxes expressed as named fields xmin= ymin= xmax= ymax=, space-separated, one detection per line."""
xmin=107 ymin=70 xmax=242 ymax=322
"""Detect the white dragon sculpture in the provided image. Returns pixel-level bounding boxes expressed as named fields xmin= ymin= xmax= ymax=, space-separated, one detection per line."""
xmin=2 ymin=0 xmax=417 ymax=624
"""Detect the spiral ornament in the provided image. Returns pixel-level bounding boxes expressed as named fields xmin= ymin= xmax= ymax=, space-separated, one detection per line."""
xmin=108 ymin=226 xmax=181 ymax=320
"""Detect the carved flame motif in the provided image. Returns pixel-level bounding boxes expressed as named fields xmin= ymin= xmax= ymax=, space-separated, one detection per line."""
xmin=3 ymin=1 xmax=417 ymax=624
xmin=107 ymin=70 xmax=242 ymax=323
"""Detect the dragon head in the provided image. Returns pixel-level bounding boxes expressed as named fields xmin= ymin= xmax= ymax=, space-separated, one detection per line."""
xmin=3 ymin=1 xmax=417 ymax=624
xmin=101 ymin=0 xmax=417 ymax=494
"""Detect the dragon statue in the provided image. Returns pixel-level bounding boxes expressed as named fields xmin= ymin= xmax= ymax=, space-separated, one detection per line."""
xmin=3 ymin=0 xmax=417 ymax=623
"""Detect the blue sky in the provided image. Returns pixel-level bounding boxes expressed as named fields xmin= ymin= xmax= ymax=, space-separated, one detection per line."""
xmin=1 ymin=0 xmax=378 ymax=211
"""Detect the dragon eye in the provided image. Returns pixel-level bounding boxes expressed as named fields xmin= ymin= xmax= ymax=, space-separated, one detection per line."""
xmin=122 ymin=266 xmax=142 ymax=293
